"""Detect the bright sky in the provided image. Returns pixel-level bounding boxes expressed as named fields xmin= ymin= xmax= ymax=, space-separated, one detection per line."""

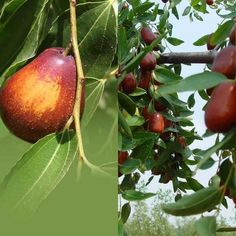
xmin=141 ymin=0 xmax=236 ymax=224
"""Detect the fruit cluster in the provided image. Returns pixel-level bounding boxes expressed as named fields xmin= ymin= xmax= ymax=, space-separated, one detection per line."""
xmin=118 ymin=27 xmax=188 ymax=183
xmin=205 ymin=24 xmax=236 ymax=133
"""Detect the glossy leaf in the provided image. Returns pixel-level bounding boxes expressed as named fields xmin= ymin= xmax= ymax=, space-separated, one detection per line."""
xmin=122 ymin=190 xmax=156 ymax=201
xmin=0 ymin=130 xmax=78 ymax=214
xmin=195 ymin=217 xmax=216 ymax=236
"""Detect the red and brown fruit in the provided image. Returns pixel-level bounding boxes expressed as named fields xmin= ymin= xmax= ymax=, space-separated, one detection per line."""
xmin=140 ymin=53 xmax=157 ymax=71
xmin=207 ymin=34 xmax=216 ymax=50
xmin=205 ymin=81 xmax=236 ymax=133
xmin=211 ymin=46 xmax=236 ymax=79
xmin=139 ymin=70 xmax=152 ymax=90
xmin=118 ymin=151 xmax=129 ymax=177
xmin=141 ymin=27 xmax=157 ymax=45
xmin=177 ymin=136 xmax=187 ymax=148
xmin=206 ymin=0 xmax=213 ymax=5
xmin=121 ymin=72 xmax=137 ymax=94
xmin=154 ymin=99 xmax=167 ymax=111
xmin=229 ymin=24 xmax=236 ymax=45
xmin=0 ymin=47 xmax=84 ymax=143
xmin=148 ymin=112 xmax=165 ymax=133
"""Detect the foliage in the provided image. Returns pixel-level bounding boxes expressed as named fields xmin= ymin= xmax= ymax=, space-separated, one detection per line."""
xmin=118 ymin=0 xmax=236 ymax=235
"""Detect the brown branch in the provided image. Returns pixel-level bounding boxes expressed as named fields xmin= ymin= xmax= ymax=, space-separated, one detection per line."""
xmin=157 ymin=50 xmax=218 ymax=64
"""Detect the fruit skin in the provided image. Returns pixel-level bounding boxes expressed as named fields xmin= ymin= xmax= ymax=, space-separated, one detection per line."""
xmin=177 ymin=136 xmax=187 ymax=148
xmin=233 ymin=197 xmax=236 ymax=205
xmin=207 ymin=34 xmax=216 ymax=50
xmin=205 ymin=81 xmax=236 ymax=133
xmin=0 ymin=47 xmax=83 ymax=143
xmin=206 ymin=0 xmax=213 ymax=5
xmin=148 ymin=112 xmax=165 ymax=133
xmin=141 ymin=27 xmax=157 ymax=45
xmin=121 ymin=73 xmax=137 ymax=94
xmin=229 ymin=24 xmax=236 ymax=45
xmin=118 ymin=151 xmax=129 ymax=177
xmin=139 ymin=70 xmax=152 ymax=90
xmin=154 ymin=100 xmax=166 ymax=111
xmin=212 ymin=46 xmax=236 ymax=79
xmin=140 ymin=53 xmax=157 ymax=71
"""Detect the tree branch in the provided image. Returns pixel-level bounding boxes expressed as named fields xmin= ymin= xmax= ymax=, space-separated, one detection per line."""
xmin=157 ymin=50 xmax=218 ymax=64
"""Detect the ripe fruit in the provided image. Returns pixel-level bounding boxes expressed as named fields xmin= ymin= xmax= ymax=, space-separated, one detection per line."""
xmin=229 ymin=24 xmax=236 ymax=45
xmin=121 ymin=73 xmax=137 ymax=94
xmin=207 ymin=34 xmax=216 ymax=50
xmin=154 ymin=100 xmax=166 ymax=111
xmin=118 ymin=151 xmax=129 ymax=177
xmin=177 ymin=136 xmax=187 ymax=148
xmin=141 ymin=107 xmax=151 ymax=121
xmin=148 ymin=112 xmax=165 ymax=133
xmin=205 ymin=81 xmax=236 ymax=133
xmin=206 ymin=0 xmax=213 ymax=5
xmin=0 ymin=47 xmax=83 ymax=143
xmin=139 ymin=70 xmax=152 ymax=90
xmin=140 ymin=53 xmax=157 ymax=71
xmin=212 ymin=46 xmax=236 ymax=79
xmin=141 ymin=27 xmax=157 ymax=45
xmin=160 ymin=117 xmax=172 ymax=141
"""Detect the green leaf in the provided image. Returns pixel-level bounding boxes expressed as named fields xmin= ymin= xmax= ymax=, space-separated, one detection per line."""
xmin=129 ymin=87 xmax=146 ymax=96
xmin=211 ymin=20 xmax=235 ymax=45
xmin=166 ymin=37 xmax=184 ymax=46
xmin=119 ymin=110 xmax=133 ymax=138
xmin=154 ymin=67 xmax=182 ymax=83
xmin=122 ymin=190 xmax=156 ymax=201
xmin=161 ymin=187 xmax=223 ymax=216
xmin=0 ymin=0 xmax=52 ymax=80
xmin=0 ymin=130 xmax=78 ymax=214
xmin=82 ymin=78 xmax=105 ymax=128
xmin=120 ymin=159 xmax=140 ymax=174
xmin=186 ymin=178 xmax=204 ymax=191
xmin=182 ymin=6 xmax=191 ymax=16
xmin=121 ymin=203 xmax=131 ymax=224
xmin=193 ymin=34 xmax=209 ymax=46
xmin=118 ymin=27 xmax=129 ymax=63
xmin=158 ymin=72 xmax=227 ymax=96
xmin=195 ymin=217 xmax=217 ymax=236
xmin=118 ymin=92 xmax=136 ymax=116
xmin=217 ymin=227 xmax=236 ymax=232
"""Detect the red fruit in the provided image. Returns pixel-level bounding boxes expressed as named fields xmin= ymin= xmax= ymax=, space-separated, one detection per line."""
xmin=140 ymin=53 xmax=157 ymax=71
xmin=154 ymin=100 xmax=166 ymax=111
xmin=148 ymin=112 xmax=165 ymax=133
xmin=212 ymin=46 xmax=236 ymax=79
xmin=207 ymin=34 xmax=216 ymax=50
xmin=139 ymin=70 xmax=152 ymax=90
xmin=205 ymin=81 xmax=236 ymax=133
xmin=118 ymin=151 xmax=129 ymax=177
xmin=121 ymin=73 xmax=137 ymax=94
xmin=206 ymin=0 xmax=213 ymax=5
xmin=229 ymin=24 xmax=236 ymax=45
xmin=177 ymin=136 xmax=187 ymax=148
xmin=233 ymin=197 xmax=236 ymax=204
xmin=160 ymin=117 xmax=172 ymax=141
xmin=141 ymin=27 xmax=157 ymax=45
xmin=0 ymin=48 xmax=82 ymax=143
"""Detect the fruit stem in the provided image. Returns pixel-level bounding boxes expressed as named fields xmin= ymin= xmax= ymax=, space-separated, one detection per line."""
xmin=69 ymin=0 xmax=86 ymax=160
xmin=63 ymin=41 xmax=73 ymax=56
xmin=69 ymin=0 xmax=113 ymax=178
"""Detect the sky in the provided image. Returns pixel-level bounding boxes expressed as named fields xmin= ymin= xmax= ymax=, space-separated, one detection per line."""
xmin=137 ymin=0 xmax=236 ymax=224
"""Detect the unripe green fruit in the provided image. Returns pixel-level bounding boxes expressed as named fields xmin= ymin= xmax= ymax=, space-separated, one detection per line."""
xmin=0 ymin=48 xmax=84 ymax=143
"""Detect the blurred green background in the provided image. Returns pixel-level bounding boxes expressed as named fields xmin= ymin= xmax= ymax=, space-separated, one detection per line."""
xmin=0 ymin=79 xmax=117 ymax=236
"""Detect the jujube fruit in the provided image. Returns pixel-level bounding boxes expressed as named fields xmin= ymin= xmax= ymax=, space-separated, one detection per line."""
xmin=121 ymin=73 xmax=137 ymax=94
xmin=148 ymin=112 xmax=165 ymax=133
xmin=206 ymin=0 xmax=213 ymax=5
xmin=211 ymin=46 xmax=236 ymax=79
xmin=118 ymin=151 xmax=129 ymax=177
xmin=140 ymin=53 xmax=157 ymax=71
xmin=141 ymin=27 xmax=157 ymax=45
xmin=229 ymin=24 xmax=236 ymax=45
xmin=139 ymin=70 xmax=152 ymax=90
xmin=0 ymin=47 xmax=84 ymax=143
xmin=205 ymin=81 xmax=236 ymax=133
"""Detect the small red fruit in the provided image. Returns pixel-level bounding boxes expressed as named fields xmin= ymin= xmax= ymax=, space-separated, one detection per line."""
xmin=205 ymin=81 xmax=236 ymax=133
xmin=121 ymin=73 xmax=137 ymax=94
xmin=177 ymin=136 xmax=187 ymax=148
xmin=140 ymin=53 xmax=157 ymax=71
xmin=141 ymin=107 xmax=151 ymax=121
xmin=118 ymin=151 xmax=129 ymax=177
xmin=139 ymin=70 xmax=152 ymax=90
xmin=141 ymin=27 xmax=157 ymax=45
xmin=0 ymin=48 xmax=82 ymax=143
xmin=229 ymin=24 xmax=236 ymax=45
xmin=206 ymin=0 xmax=213 ymax=5
xmin=207 ymin=34 xmax=216 ymax=50
xmin=154 ymin=100 xmax=167 ymax=111
xmin=148 ymin=112 xmax=165 ymax=133
xmin=212 ymin=46 xmax=236 ymax=79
